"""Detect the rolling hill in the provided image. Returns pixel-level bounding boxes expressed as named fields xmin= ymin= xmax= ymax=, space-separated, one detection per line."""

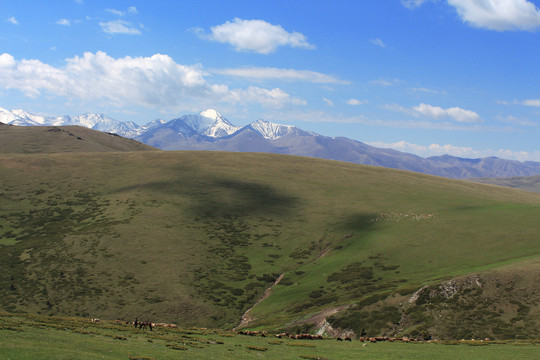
xmin=0 ymin=123 xmax=157 ymax=154
xmin=468 ymin=175 xmax=540 ymax=194
xmin=1 ymin=129 xmax=540 ymax=340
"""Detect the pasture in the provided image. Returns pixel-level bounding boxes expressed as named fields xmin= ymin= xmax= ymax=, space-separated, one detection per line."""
xmin=1 ymin=151 xmax=540 ymax=338
xmin=1 ymin=312 xmax=539 ymax=360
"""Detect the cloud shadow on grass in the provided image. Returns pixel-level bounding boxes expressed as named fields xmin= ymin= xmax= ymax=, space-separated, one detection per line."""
xmin=113 ymin=176 xmax=300 ymax=219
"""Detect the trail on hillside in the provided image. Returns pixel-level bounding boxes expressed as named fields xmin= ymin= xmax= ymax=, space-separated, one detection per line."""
xmin=234 ymin=273 xmax=285 ymax=330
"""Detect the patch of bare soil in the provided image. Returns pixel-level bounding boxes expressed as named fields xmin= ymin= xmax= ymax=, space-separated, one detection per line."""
xmin=292 ymin=305 xmax=351 ymax=338
xmin=234 ymin=273 xmax=285 ymax=330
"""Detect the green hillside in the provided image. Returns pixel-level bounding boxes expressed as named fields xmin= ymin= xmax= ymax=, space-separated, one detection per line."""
xmin=2 ymin=312 xmax=540 ymax=360
xmin=0 ymin=124 xmax=157 ymax=153
xmin=1 ymin=150 xmax=540 ymax=340
xmin=468 ymin=175 xmax=540 ymax=194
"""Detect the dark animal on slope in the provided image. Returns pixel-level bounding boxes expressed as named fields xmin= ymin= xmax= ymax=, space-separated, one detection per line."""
xmin=138 ymin=321 xmax=153 ymax=331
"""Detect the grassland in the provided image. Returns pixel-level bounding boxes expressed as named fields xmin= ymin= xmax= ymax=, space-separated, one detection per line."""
xmin=1 ymin=312 xmax=539 ymax=360
xmin=1 ymin=150 xmax=540 ymax=339
xmin=468 ymin=175 xmax=540 ymax=194
xmin=0 ymin=124 xmax=157 ymax=153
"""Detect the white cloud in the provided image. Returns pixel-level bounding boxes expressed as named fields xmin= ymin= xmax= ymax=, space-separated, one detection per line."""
xmin=404 ymin=0 xmax=540 ymax=31
xmin=0 ymin=52 xmax=302 ymax=110
xmin=323 ymin=97 xmax=334 ymax=106
xmin=412 ymin=103 xmax=482 ymax=122
xmin=229 ymin=86 xmax=306 ymax=108
xmin=106 ymin=7 xmax=138 ymax=16
xmin=106 ymin=8 xmax=125 ymax=16
xmin=368 ymin=140 xmax=540 ymax=161
xmin=401 ymin=0 xmax=429 ymax=9
xmin=448 ymin=0 xmax=540 ymax=31
xmin=522 ymin=99 xmax=540 ymax=106
xmin=56 ymin=19 xmax=71 ymax=26
xmin=213 ymin=67 xmax=348 ymax=84
xmin=370 ymin=38 xmax=387 ymax=48
xmin=7 ymin=16 xmax=18 ymax=25
xmin=347 ymin=99 xmax=368 ymax=106
xmin=202 ymin=18 xmax=315 ymax=54
xmin=99 ymin=20 xmax=141 ymax=35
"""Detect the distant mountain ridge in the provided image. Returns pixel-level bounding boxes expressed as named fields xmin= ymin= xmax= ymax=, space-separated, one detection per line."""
xmin=2 ymin=106 xmax=540 ymax=179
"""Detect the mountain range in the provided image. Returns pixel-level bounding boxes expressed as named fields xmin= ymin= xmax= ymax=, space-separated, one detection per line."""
xmin=2 ymin=106 xmax=540 ymax=179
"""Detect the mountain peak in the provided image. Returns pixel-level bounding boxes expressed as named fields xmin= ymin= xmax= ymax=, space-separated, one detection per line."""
xmin=248 ymin=119 xmax=300 ymax=140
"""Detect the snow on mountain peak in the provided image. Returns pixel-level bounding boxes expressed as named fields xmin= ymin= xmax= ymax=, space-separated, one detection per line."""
xmin=0 ymin=107 xmax=19 ymax=124
xmin=189 ymin=109 xmax=239 ymax=137
xmin=249 ymin=119 xmax=298 ymax=140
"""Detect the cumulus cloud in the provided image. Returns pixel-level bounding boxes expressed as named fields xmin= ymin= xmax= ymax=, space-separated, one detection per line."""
xmin=0 ymin=52 xmax=302 ymax=110
xmin=368 ymin=140 xmax=540 ymax=161
xmin=407 ymin=0 xmax=540 ymax=31
xmin=213 ymin=67 xmax=348 ymax=84
xmin=99 ymin=20 xmax=141 ymax=35
xmin=56 ymin=19 xmax=71 ymax=26
xmin=201 ymin=18 xmax=315 ymax=54
xmin=448 ymin=0 xmax=540 ymax=31
xmin=412 ymin=103 xmax=482 ymax=122
xmin=7 ymin=16 xmax=18 ymax=25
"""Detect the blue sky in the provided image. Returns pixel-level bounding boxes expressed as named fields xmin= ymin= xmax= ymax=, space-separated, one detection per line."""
xmin=1 ymin=0 xmax=540 ymax=161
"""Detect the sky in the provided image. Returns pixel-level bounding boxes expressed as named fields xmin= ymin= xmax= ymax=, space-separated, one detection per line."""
xmin=1 ymin=0 xmax=540 ymax=161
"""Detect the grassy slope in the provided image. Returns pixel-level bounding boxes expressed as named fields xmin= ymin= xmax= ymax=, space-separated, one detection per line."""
xmin=1 ymin=151 xmax=540 ymax=337
xmin=468 ymin=175 xmax=540 ymax=194
xmin=2 ymin=312 xmax=540 ymax=360
xmin=0 ymin=124 xmax=157 ymax=153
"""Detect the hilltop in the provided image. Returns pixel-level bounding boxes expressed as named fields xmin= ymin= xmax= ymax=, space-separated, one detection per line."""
xmin=1 ymin=149 xmax=540 ymax=340
xmin=0 ymin=123 xmax=157 ymax=153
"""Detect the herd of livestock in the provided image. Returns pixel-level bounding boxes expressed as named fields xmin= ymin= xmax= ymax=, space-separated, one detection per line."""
xmin=237 ymin=330 xmax=422 ymax=343
xmin=91 ymin=318 xmax=455 ymax=343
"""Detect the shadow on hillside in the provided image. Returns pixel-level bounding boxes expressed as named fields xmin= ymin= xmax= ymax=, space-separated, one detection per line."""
xmin=113 ymin=176 xmax=300 ymax=218
xmin=339 ymin=213 xmax=379 ymax=233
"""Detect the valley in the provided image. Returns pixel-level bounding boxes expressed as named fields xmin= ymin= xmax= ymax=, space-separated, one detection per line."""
xmin=1 ymin=143 xmax=540 ymax=340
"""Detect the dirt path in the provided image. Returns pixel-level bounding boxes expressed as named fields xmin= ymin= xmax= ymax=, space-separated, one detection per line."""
xmin=234 ymin=273 xmax=285 ymax=330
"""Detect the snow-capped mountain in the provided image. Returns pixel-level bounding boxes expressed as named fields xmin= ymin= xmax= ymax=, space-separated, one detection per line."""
xmin=129 ymin=119 xmax=167 ymax=137
xmin=246 ymin=119 xmax=314 ymax=140
xmin=0 ymin=108 xmax=135 ymax=135
xmin=0 ymin=107 xmax=20 ymax=124
xmin=3 ymin=106 xmax=540 ymax=179
xmin=171 ymin=109 xmax=241 ymax=138
xmin=2 ymin=108 xmax=71 ymax=126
